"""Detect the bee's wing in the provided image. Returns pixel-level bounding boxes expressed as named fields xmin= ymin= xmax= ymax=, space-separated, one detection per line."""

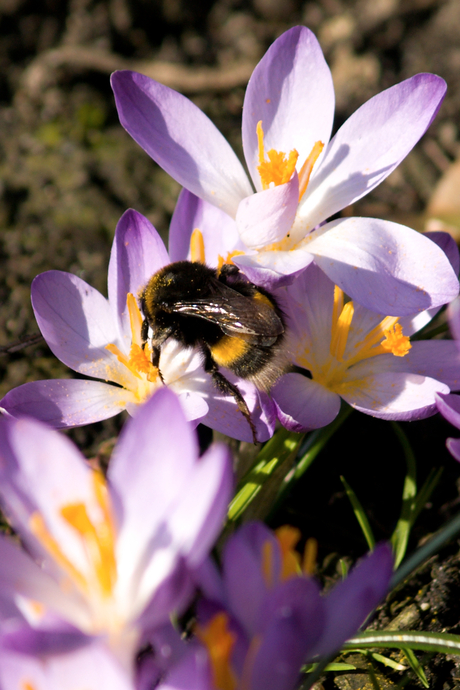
xmin=163 ymin=283 xmax=283 ymax=337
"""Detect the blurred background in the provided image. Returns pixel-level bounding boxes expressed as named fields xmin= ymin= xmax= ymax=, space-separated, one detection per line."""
xmin=2 ymin=2 xmax=460 ymax=685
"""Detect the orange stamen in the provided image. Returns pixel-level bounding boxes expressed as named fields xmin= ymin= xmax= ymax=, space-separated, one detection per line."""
xmin=275 ymin=526 xmax=302 ymax=580
xmin=298 ymin=141 xmax=324 ymax=201
xmin=381 ymin=323 xmax=412 ymax=357
xmin=196 ymin=613 xmax=237 ymax=690
xmin=190 ymin=228 xmax=206 ymax=263
xmin=256 ymin=120 xmax=299 ymax=190
xmin=217 ymin=250 xmax=246 ymax=271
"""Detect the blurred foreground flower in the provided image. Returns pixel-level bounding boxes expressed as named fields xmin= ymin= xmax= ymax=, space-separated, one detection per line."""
xmin=0 ymin=208 xmax=275 ymax=442
xmin=273 ymin=233 xmax=460 ymax=430
xmin=111 ymin=26 xmax=458 ymax=314
xmin=0 ymin=388 xmax=232 ymax=678
xmin=156 ymin=522 xmax=392 ymax=690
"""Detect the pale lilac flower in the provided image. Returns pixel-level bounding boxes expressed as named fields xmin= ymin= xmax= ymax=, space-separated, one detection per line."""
xmin=0 ymin=208 xmax=275 ymax=442
xmin=272 ymin=233 xmax=460 ymax=431
xmin=155 ymin=522 xmax=392 ymax=690
xmin=111 ymin=26 xmax=458 ymax=315
xmin=0 ymin=388 xmax=232 ymax=677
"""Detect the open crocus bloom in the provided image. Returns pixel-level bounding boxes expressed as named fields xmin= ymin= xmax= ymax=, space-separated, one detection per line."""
xmin=111 ymin=25 xmax=458 ymax=315
xmin=272 ymin=233 xmax=460 ymax=431
xmin=0 ymin=208 xmax=276 ymax=442
xmin=156 ymin=522 xmax=392 ymax=690
xmin=0 ymin=389 xmax=232 ymax=677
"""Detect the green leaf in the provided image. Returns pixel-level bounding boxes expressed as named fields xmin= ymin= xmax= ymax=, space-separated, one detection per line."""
xmin=302 ymin=662 xmax=357 ymax=672
xmin=370 ymin=652 xmax=407 ymax=671
xmin=391 ymin=510 xmax=460 ymax=589
xmin=343 ymin=629 xmax=460 ymax=656
xmin=390 ymin=422 xmax=417 ymax=568
xmin=227 ymin=428 xmax=303 ymax=521
xmin=340 ymin=475 xmax=376 ymax=550
xmin=402 ymin=648 xmax=429 ymax=688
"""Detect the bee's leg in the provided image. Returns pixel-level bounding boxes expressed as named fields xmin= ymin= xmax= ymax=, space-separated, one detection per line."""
xmin=201 ymin=345 xmax=258 ymax=444
xmin=141 ymin=318 xmax=149 ymax=344
xmin=150 ymin=345 xmax=165 ymax=383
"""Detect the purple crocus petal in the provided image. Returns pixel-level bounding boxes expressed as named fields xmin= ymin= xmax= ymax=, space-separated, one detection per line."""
xmin=448 ymin=296 xmax=460 ymax=344
xmin=436 ymin=391 xmax=460 ymax=429
xmin=201 ymin=380 xmax=276 ymax=442
xmin=169 ymin=189 xmax=242 ymax=265
xmin=0 ymin=379 xmax=130 ymax=428
xmin=110 ymin=388 xmax=232 ymax=610
xmin=233 ymin=249 xmax=313 ymax=289
xmin=0 ymin=416 xmax=106 ymax=581
xmin=1 ymin=618 xmax=89 ymax=656
xmin=108 ymin=209 xmax=170 ymax=341
xmin=250 ymin=578 xmax=324 ymax=690
xmin=222 ymin=522 xmax=281 ymax=636
xmin=164 ymin=441 xmax=232 ymax=567
xmin=307 ymin=217 xmax=459 ymax=315
xmin=401 ymin=231 xmax=460 ymax=334
xmin=272 ymin=374 xmax=341 ymax=432
xmin=32 ymin=271 xmax=119 ymax=377
xmin=109 ymin=387 xmax=199 ymax=569
xmin=0 ymin=644 xmax=135 ymax=690
xmin=137 ymin=558 xmax=194 ymax=633
xmin=236 ymin=175 xmax=299 ymax=249
xmin=341 ymin=370 xmax=448 ymax=421
xmin=310 ymin=543 xmax=392 ymax=659
xmin=446 ymin=437 xmax=460 ymax=462
xmin=301 ymin=74 xmax=447 ymax=230
xmin=111 ymin=71 xmax=253 ymax=218
xmin=242 ymin=26 xmax=334 ymax=192
xmin=0 ymin=535 xmax=84 ymax=626
xmin=403 ymin=341 xmax=460 ymax=390
xmin=158 ymin=647 xmax=212 ymax=690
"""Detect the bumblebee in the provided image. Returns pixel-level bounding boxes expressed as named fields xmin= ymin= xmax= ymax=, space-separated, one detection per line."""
xmin=139 ymin=261 xmax=288 ymax=442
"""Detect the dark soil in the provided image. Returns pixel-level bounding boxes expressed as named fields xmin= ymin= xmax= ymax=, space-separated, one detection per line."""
xmin=2 ymin=0 xmax=460 ymax=687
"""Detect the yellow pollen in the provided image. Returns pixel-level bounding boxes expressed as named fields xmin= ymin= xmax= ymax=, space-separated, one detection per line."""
xmin=381 ymin=323 xmax=412 ymax=357
xmin=190 ymin=228 xmax=206 ymax=263
xmin=217 ymin=250 xmax=246 ymax=272
xmin=22 ymin=683 xmax=36 ymax=690
xmin=196 ymin=613 xmax=237 ymax=690
xmin=106 ymin=293 xmax=159 ymax=382
xmin=298 ymin=141 xmax=324 ymax=201
xmin=256 ymin=120 xmax=299 ymax=190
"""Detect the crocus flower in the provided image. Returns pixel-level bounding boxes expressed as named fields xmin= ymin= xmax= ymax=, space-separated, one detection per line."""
xmin=155 ymin=522 xmax=392 ymax=690
xmin=0 ymin=208 xmax=276 ymax=442
xmin=111 ymin=26 xmax=458 ymax=315
xmin=272 ymin=232 xmax=460 ymax=431
xmin=0 ymin=388 xmax=232 ymax=677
